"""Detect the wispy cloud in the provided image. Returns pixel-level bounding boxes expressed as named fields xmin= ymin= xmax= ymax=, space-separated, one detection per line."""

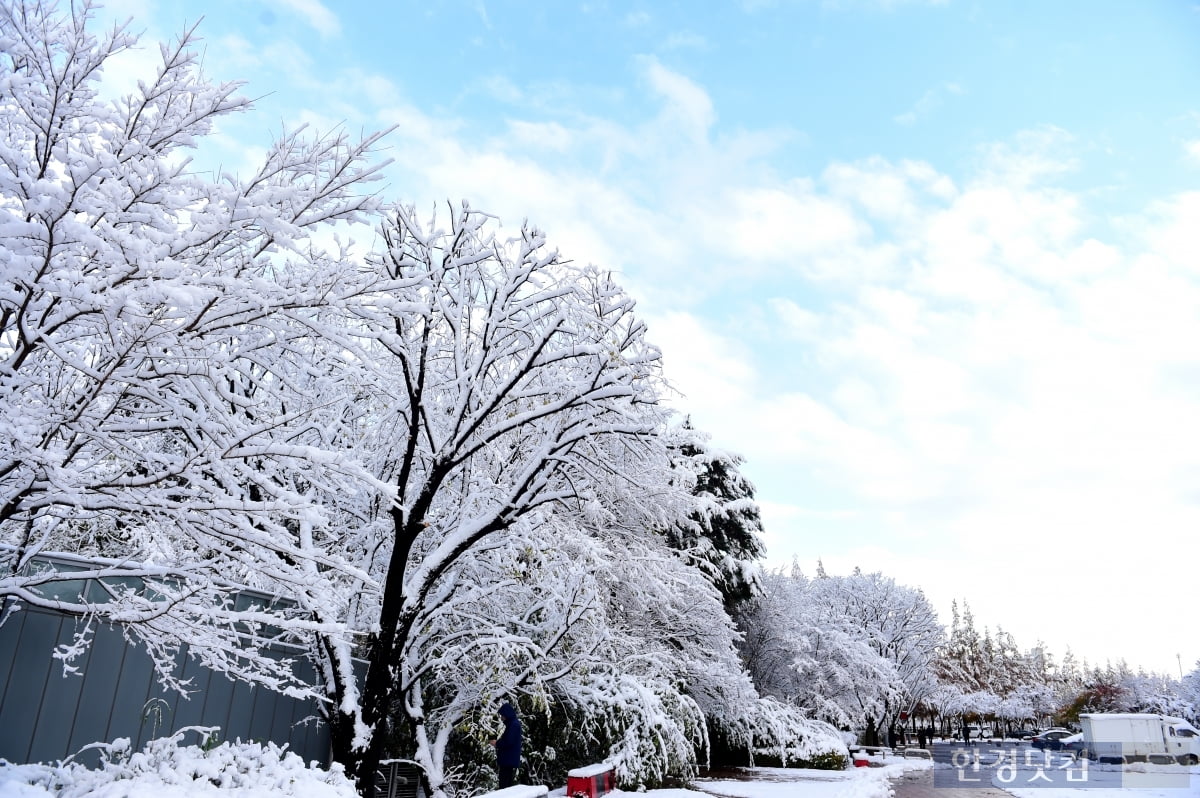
xmin=270 ymin=0 xmax=341 ymax=38
xmin=742 ymin=0 xmax=950 ymax=10
xmin=638 ymin=56 xmax=716 ymax=142
xmin=663 ymin=30 xmax=708 ymax=50
xmin=474 ymin=1 xmax=493 ymax=30
xmin=1185 ymin=139 xmax=1200 ymax=165
xmin=480 ymin=75 xmax=524 ymax=104
xmin=893 ymin=81 xmax=964 ymax=126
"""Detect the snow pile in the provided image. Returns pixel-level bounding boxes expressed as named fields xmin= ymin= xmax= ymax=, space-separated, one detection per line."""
xmin=623 ymin=759 xmax=930 ymax=798
xmin=0 ymin=728 xmax=356 ymax=798
xmin=0 ymin=754 xmax=940 ymax=798
xmin=566 ymin=763 xmax=613 ymax=778
xmin=477 ymin=787 xmax=549 ymax=798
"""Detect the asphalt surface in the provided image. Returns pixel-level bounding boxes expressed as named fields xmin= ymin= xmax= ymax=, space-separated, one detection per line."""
xmin=891 ymin=765 xmax=1014 ymax=798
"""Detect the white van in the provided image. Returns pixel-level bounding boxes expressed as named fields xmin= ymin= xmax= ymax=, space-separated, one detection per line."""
xmin=1079 ymin=713 xmax=1200 ymax=764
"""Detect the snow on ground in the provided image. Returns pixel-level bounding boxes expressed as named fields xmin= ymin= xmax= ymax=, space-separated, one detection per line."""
xmin=607 ymin=759 xmax=932 ymax=798
xmin=0 ymin=734 xmax=358 ymax=798
xmin=5 ymin=747 xmax=1197 ymax=798
xmin=0 ymin=741 xmax=931 ymax=798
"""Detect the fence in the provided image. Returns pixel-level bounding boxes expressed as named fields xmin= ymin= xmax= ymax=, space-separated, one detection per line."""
xmin=0 ymin=554 xmax=331 ymax=766
xmin=376 ymin=760 xmax=424 ymax=798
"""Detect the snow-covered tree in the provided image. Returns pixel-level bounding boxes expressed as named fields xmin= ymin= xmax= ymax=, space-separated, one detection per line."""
xmin=1116 ymin=670 xmax=1192 ymax=718
xmin=1180 ymin=661 xmax=1200 ymax=724
xmin=361 ymin=510 xmax=713 ymax=793
xmin=739 ymin=566 xmax=898 ymax=730
xmin=1050 ymin=660 xmax=1192 ymax=722
xmin=307 ymin=208 xmax=836 ymax=795
xmin=812 ymin=568 xmax=942 ymax=735
xmin=0 ymin=0 xmax=386 ymax=691
xmin=311 ymin=203 xmax=675 ymax=795
xmin=664 ymin=420 xmax=765 ymax=610
xmin=934 ymin=605 xmax=1094 ymax=734
xmin=739 ymin=564 xmax=942 ymax=745
xmin=412 ymin=505 xmax=841 ymax=794
xmin=936 ymin=600 xmax=986 ymax=694
xmin=348 ymin=433 xmax=725 ymax=792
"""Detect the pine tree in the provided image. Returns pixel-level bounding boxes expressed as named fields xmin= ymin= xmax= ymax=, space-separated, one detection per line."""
xmin=665 ymin=420 xmax=766 ymax=609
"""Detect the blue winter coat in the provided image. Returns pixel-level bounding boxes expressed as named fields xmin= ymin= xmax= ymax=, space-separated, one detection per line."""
xmin=496 ymin=702 xmax=522 ymax=767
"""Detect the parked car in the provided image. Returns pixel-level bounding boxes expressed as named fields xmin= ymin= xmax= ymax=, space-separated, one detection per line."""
xmin=1060 ymin=733 xmax=1087 ymax=756
xmin=1007 ymin=728 xmax=1037 ymax=740
xmin=1032 ymin=728 xmax=1075 ymax=750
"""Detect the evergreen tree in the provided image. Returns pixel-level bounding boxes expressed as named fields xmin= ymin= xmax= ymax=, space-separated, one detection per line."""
xmin=665 ymin=420 xmax=766 ymax=609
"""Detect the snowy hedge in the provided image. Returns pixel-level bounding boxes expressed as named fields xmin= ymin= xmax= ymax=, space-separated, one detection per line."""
xmin=0 ymin=728 xmax=357 ymax=798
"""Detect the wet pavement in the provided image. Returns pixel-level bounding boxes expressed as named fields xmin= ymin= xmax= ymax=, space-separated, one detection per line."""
xmin=890 ymin=766 xmax=1014 ymax=798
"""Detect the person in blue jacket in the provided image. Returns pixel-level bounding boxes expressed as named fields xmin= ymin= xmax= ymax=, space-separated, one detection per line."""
xmin=493 ymin=701 xmax=522 ymax=788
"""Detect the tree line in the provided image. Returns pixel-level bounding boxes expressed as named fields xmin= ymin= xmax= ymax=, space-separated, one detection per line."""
xmin=740 ymin=567 xmax=1200 ymax=742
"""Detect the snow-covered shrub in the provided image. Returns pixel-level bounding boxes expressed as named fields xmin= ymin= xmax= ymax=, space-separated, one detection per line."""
xmin=734 ymin=697 xmax=848 ymax=770
xmin=0 ymin=728 xmax=357 ymax=797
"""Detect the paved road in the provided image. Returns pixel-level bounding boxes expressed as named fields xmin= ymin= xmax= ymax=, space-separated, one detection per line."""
xmin=891 ymin=766 xmax=1014 ymax=798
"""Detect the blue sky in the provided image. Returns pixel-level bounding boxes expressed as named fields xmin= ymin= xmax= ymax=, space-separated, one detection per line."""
xmin=99 ymin=0 xmax=1200 ymax=677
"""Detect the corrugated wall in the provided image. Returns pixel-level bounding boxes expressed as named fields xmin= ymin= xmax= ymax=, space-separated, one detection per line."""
xmin=0 ymin=603 xmax=331 ymax=766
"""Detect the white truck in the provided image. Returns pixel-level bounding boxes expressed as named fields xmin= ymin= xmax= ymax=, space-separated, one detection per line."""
xmin=1079 ymin=713 xmax=1200 ymax=764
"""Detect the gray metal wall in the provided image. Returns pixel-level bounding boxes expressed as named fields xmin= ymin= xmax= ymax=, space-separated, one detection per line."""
xmin=0 ymin=603 xmax=331 ymax=766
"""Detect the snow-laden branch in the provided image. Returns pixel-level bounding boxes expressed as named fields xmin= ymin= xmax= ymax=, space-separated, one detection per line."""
xmin=1 ymin=0 xmax=390 ymax=697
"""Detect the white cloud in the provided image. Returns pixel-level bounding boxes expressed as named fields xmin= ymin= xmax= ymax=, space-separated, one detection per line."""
xmin=506 ymin=120 xmax=573 ymax=152
xmin=648 ymin=311 xmax=758 ymax=416
xmin=639 ymin=57 xmax=716 ymax=142
xmin=663 ymin=30 xmax=708 ymax=50
xmin=824 ymin=157 xmax=957 ymax=223
xmin=634 ymin=135 xmax=1200 ymax=673
xmin=1135 ymin=191 xmax=1200 ymax=267
xmin=893 ymin=81 xmax=964 ymax=126
xmin=474 ymin=1 xmax=493 ymax=30
xmin=744 ymin=0 xmax=949 ymax=9
xmin=769 ymin=298 xmax=824 ymax=340
xmin=271 ymin=0 xmax=341 ymax=37
xmin=976 ymin=125 xmax=1079 ymax=187
xmin=481 ymin=75 xmax=524 ymax=104
xmin=1185 ymin=139 xmax=1200 ymax=165
xmin=726 ymin=183 xmax=866 ymax=262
